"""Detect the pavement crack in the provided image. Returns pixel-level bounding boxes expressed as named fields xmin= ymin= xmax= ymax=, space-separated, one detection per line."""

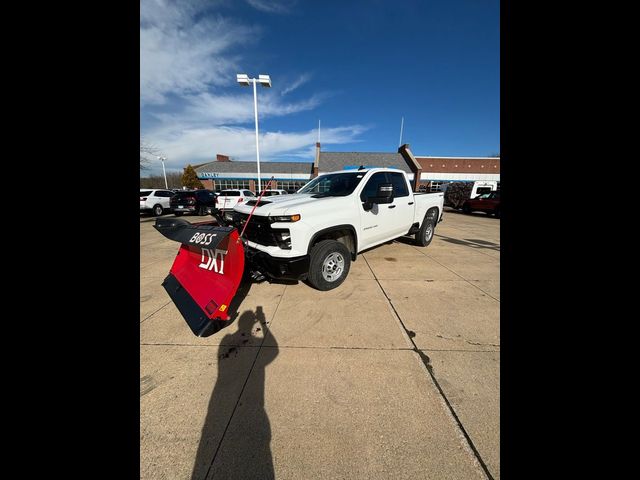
xmin=409 ymin=245 xmax=500 ymax=303
xmin=140 ymin=300 xmax=173 ymax=324
xmin=363 ymin=254 xmax=495 ymax=480
xmin=466 ymin=341 xmax=500 ymax=347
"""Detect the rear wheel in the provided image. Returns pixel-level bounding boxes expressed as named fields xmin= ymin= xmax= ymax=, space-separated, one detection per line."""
xmin=152 ymin=204 xmax=163 ymax=216
xmin=415 ymin=216 xmax=435 ymax=247
xmin=494 ymin=206 xmax=501 ymax=218
xmin=307 ymin=240 xmax=351 ymax=291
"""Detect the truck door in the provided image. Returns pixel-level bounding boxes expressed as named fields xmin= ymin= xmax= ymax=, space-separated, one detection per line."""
xmin=386 ymin=172 xmax=414 ymax=237
xmin=358 ymin=172 xmax=414 ymax=248
xmin=359 ymin=172 xmax=390 ymax=248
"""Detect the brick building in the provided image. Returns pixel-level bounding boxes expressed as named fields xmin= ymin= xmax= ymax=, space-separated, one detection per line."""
xmin=194 ymin=148 xmax=500 ymax=193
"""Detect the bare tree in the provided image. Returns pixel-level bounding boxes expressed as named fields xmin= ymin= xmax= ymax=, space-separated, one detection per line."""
xmin=140 ymin=137 xmax=160 ymax=170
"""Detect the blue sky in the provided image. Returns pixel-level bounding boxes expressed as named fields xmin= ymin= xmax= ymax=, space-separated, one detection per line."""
xmin=140 ymin=0 xmax=499 ymax=175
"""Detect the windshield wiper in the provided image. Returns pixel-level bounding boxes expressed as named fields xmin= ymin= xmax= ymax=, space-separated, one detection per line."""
xmin=311 ymin=192 xmax=348 ymax=198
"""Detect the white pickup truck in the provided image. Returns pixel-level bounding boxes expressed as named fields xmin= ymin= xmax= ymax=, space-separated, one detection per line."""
xmin=232 ymin=167 xmax=444 ymax=290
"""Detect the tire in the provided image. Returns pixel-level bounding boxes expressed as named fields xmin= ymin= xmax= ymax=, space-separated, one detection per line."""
xmin=494 ymin=206 xmax=501 ymax=218
xmin=197 ymin=205 xmax=207 ymax=216
xmin=152 ymin=204 xmax=163 ymax=216
xmin=415 ymin=216 xmax=436 ymax=247
xmin=173 ymin=211 xmax=183 ymax=217
xmin=307 ymin=240 xmax=351 ymax=291
xmin=462 ymin=203 xmax=471 ymax=214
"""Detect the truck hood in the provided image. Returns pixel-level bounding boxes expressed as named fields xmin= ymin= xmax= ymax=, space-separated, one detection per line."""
xmin=233 ymin=193 xmax=346 ymax=217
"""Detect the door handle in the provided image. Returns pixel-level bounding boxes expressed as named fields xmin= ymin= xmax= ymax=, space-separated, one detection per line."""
xmin=408 ymin=202 xmax=414 ymax=205
xmin=388 ymin=205 xmax=396 ymax=209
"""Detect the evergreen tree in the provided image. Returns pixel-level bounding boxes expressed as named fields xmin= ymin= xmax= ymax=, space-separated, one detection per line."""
xmin=182 ymin=165 xmax=204 ymax=189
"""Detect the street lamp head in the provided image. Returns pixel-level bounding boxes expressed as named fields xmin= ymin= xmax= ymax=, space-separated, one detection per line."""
xmin=237 ymin=74 xmax=250 ymax=86
xmin=258 ymin=74 xmax=271 ymax=87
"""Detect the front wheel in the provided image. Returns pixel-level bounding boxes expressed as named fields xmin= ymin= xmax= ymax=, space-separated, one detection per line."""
xmin=462 ymin=203 xmax=471 ymax=214
xmin=197 ymin=205 xmax=207 ymax=216
xmin=307 ymin=240 xmax=351 ymax=291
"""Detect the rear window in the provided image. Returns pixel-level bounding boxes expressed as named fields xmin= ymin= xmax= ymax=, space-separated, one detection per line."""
xmin=220 ymin=191 xmax=240 ymax=196
xmin=476 ymin=187 xmax=493 ymax=195
xmin=140 ymin=190 xmax=153 ymax=197
xmin=173 ymin=191 xmax=194 ymax=199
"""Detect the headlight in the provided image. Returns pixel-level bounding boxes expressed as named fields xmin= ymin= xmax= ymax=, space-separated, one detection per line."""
xmin=269 ymin=214 xmax=301 ymax=223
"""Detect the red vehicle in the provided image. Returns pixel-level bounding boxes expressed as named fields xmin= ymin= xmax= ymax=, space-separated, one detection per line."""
xmin=462 ymin=191 xmax=500 ymax=218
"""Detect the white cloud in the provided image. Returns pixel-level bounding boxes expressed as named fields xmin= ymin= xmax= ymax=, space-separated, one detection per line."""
xmin=246 ymin=0 xmax=297 ymax=14
xmin=143 ymin=124 xmax=369 ymax=174
xmin=140 ymin=0 xmax=258 ymax=105
xmin=161 ymin=90 xmax=327 ymax=126
xmin=281 ymin=73 xmax=311 ymax=96
xmin=140 ymin=0 xmax=364 ymax=177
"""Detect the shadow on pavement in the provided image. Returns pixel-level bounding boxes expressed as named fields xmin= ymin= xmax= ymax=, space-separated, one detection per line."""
xmin=434 ymin=234 xmax=500 ymax=251
xmin=191 ymin=302 xmax=278 ymax=479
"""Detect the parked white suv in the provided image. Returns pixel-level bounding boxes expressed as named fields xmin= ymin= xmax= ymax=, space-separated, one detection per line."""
xmin=217 ymin=189 xmax=256 ymax=211
xmin=261 ymin=189 xmax=289 ymax=196
xmin=140 ymin=189 xmax=174 ymax=216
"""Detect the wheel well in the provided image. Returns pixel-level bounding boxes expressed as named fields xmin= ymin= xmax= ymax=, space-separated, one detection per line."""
xmin=310 ymin=227 xmax=357 ymax=261
xmin=424 ymin=206 xmax=439 ymax=225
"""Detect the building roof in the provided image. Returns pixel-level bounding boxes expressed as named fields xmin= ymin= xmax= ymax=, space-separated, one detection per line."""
xmin=318 ymin=152 xmax=411 ymax=173
xmin=195 ymin=160 xmax=313 ymax=175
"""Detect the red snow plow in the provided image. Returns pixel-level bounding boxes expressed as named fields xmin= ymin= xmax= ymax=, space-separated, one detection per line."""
xmin=153 ymin=217 xmax=246 ymax=337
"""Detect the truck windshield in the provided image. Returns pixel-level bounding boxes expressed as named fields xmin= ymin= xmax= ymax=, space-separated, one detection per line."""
xmin=298 ymin=172 xmax=365 ymax=197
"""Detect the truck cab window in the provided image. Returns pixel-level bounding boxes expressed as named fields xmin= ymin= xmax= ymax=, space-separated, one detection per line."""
xmin=360 ymin=172 xmax=388 ymax=202
xmin=388 ymin=172 xmax=409 ymax=197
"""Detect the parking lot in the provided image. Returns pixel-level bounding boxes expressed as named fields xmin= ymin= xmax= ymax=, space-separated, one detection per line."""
xmin=140 ymin=208 xmax=500 ymax=479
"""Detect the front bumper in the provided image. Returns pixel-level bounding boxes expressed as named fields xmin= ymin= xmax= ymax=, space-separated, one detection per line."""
xmin=246 ymin=246 xmax=310 ymax=281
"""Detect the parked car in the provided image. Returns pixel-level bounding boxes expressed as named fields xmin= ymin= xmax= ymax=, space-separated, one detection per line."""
xmin=462 ymin=191 xmax=500 ymax=217
xmin=444 ymin=181 xmax=498 ymax=209
xmin=260 ymin=189 xmax=289 ymax=196
xmin=170 ymin=189 xmax=217 ymax=216
xmin=140 ymin=188 xmax=174 ymax=216
xmin=216 ymin=189 xmax=256 ymax=211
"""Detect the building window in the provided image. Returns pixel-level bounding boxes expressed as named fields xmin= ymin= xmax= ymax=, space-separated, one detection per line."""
xmin=216 ymin=179 xmax=252 ymax=190
xmin=278 ymin=180 xmax=308 ymax=192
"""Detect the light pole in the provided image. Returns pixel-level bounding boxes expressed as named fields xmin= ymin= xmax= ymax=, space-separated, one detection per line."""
xmin=158 ymin=156 xmax=168 ymax=189
xmin=237 ymin=73 xmax=271 ymax=193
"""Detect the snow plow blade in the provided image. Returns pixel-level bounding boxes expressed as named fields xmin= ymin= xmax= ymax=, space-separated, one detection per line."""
xmin=153 ymin=217 xmax=245 ymax=337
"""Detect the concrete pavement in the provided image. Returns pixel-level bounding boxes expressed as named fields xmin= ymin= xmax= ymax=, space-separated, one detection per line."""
xmin=140 ymin=208 xmax=500 ymax=479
